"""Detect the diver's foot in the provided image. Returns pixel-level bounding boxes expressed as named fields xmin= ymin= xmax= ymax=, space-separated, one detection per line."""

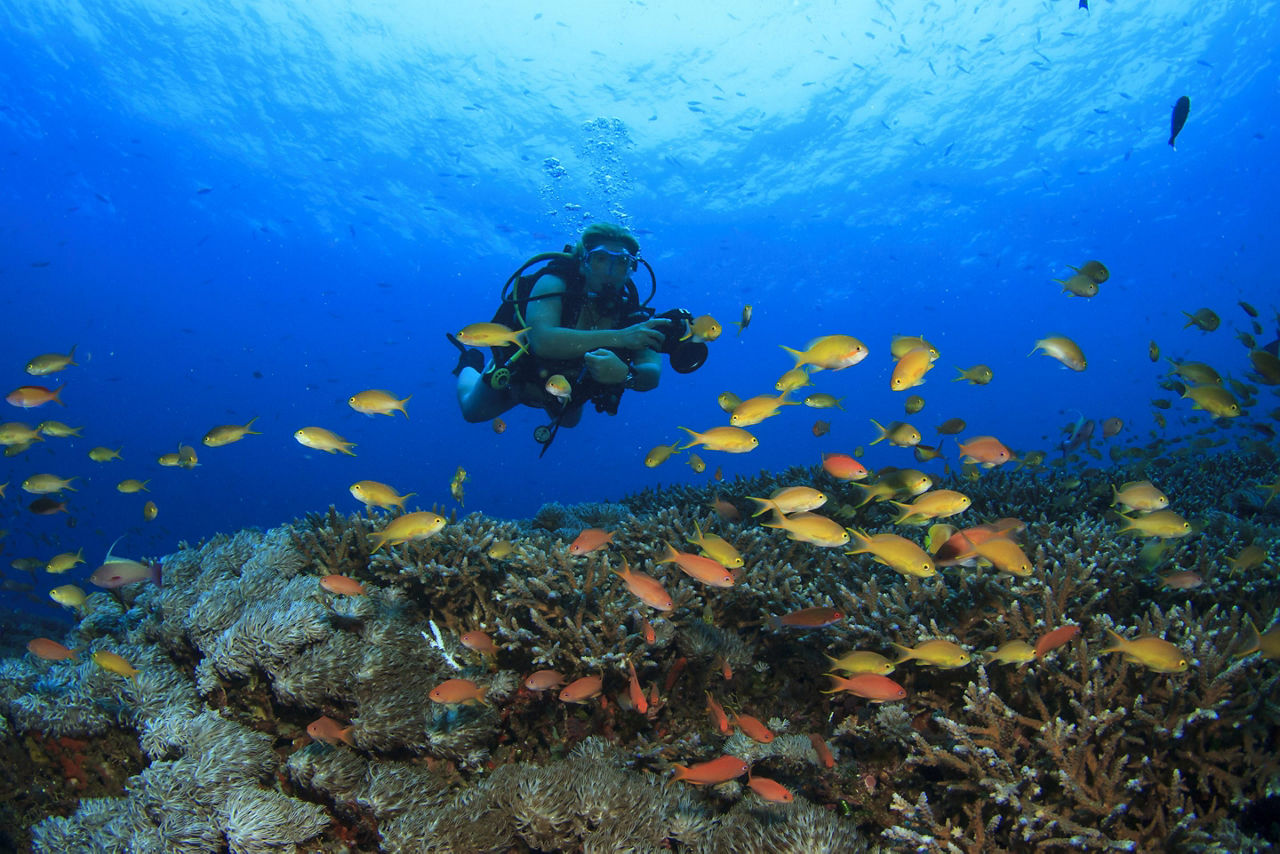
xmin=447 ymin=333 xmax=486 ymax=376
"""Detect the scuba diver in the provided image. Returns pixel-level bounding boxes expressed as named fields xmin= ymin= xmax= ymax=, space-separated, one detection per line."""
xmin=448 ymin=223 xmax=707 ymax=453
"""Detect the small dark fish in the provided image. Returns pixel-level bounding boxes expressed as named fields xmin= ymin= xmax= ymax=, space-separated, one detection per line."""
xmin=252 ymin=370 xmax=263 ymax=379
xmin=1169 ymin=96 xmax=1190 ymax=149
xmin=30 ymin=261 xmax=50 ymax=268
xmin=196 ymin=187 xmax=212 ymax=194
xmin=1079 ymin=0 xmax=1087 ymax=8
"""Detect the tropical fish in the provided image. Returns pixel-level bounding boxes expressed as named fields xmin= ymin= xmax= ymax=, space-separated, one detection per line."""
xmin=294 ymin=426 xmax=356 ymax=455
xmin=803 ymin=392 xmax=844 ymax=410
xmin=936 ymin=418 xmax=966 ymax=435
xmin=1056 ymin=273 xmax=1098 ymax=298
xmin=368 ymin=511 xmax=447 ymax=551
xmin=686 ymin=453 xmax=706 ymax=473
xmin=716 ymin=392 xmax=742 ymax=414
xmin=450 ymin=466 xmax=467 ymax=506
xmin=681 ymin=315 xmax=722 ymax=343
xmin=775 ymin=606 xmax=844 ymax=629
xmin=348 ymin=389 xmax=411 ymax=417
xmin=203 ymin=417 xmax=261 ymax=447
xmin=349 ymin=480 xmax=415 ymax=511
xmin=1225 ymin=544 xmax=1267 ymax=575
xmin=544 ymin=374 xmax=572 ymax=404
xmin=811 ymin=419 xmax=830 ymax=437
xmin=821 ymin=673 xmax=907 ymax=701
xmin=845 ymin=529 xmax=936 ymax=578
xmin=733 ymin=713 xmax=774 ymax=743
xmin=0 ymin=422 xmax=43 ymax=446
xmin=1069 ymin=260 xmax=1109 ymax=283
xmin=92 ymin=650 xmax=139 ymax=680
xmin=748 ymin=486 xmax=828 ymax=516
xmin=1116 ymin=509 xmax=1192 ymax=539
xmin=984 ymin=640 xmax=1037 ymax=665
xmin=734 ymin=304 xmax=752 ymax=335
xmin=1033 ymin=625 xmax=1080 ymax=658
xmin=890 ymin=335 xmax=940 ymax=361
xmin=889 ymin=489 xmax=971 ymax=525
xmin=45 ymin=549 xmax=85 ymax=574
xmin=142 ymin=500 xmax=158 ymax=522
xmin=611 ymin=561 xmax=675 ymax=611
xmin=570 ymin=528 xmax=614 ymax=555
xmin=762 ymin=511 xmax=850 ymax=548
xmin=307 ymin=716 xmax=355 ymax=746
xmin=869 ymin=419 xmax=922 ymax=447
xmin=1111 ymin=481 xmax=1169 ymax=512
xmin=1101 ymin=630 xmax=1188 ymax=672
xmin=669 ymin=755 xmax=749 ymax=785
xmin=891 ymin=347 xmax=935 ymax=391
xmin=956 ymin=435 xmax=1013 ymax=468
xmin=953 ymin=364 xmax=993 ymax=384
xmin=461 ymin=630 xmax=497 ymax=655
xmin=1159 ymin=570 xmax=1203 ymax=590
xmin=686 ymin=520 xmax=743 ymax=568
xmin=678 ymin=425 xmax=759 ymax=453
xmin=25 ymin=346 xmax=77 ymax=376
xmin=429 ymin=678 xmax=489 ymax=705
xmin=1031 ymin=336 xmax=1087 ymax=371
xmin=892 ymin=639 xmax=971 ymax=668
xmin=657 ymin=543 xmax=734 ymax=587
xmin=808 ymin=733 xmax=836 ymax=768
xmin=1168 ymin=95 xmax=1190 ymax=149
xmin=821 ymin=453 xmax=868 ymax=481
xmin=36 ymin=420 xmax=81 ymax=437
xmin=1181 ymin=385 xmax=1241 ymax=418
xmin=747 ymin=775 xmax=793 ymax=803
xmin=21 ymin=474 xmax=77 ymax=494
xmin=971 ymin=537 xmax=1033 ymax=576
xmin=116 ymin=479 xmax=150 ymax=494
xmin=644 ymin=441 xmax=681 ymax=467
xmin=524 ymin=670 xmax=566 ymax=691
xmin=626 ymin=661 xmax=648 ymax=714
xmin=49 ymin=585 xmax=87 ymax=609
xmin=1182 ymin=308 xmax=1219 ymax=332
xmin=320 ymin=574 xmax=366 ymax=595
xmin=730 ymin=392 xmax=797 ymax=427
xmin=559 ymin=675 xmax=604 ymax=704
xmin=825 ymin=650 xmax=895 ymax=674
xmin=774 ymin=366 xmax=814 ymax=392
xmin=5 ymin=385 xmax=66 ymax=408
xmin=705 ymin=692 xmax=731 ymax=734
xmin=27 ymin=638 xmax=78 ymax=661
xmin=456 ymin=322 xmax=530 ymax=355
xmin=780 ymin=334 xmax=869 ymax=371
xmin=89 ymin=538 xmax=163 ymax=589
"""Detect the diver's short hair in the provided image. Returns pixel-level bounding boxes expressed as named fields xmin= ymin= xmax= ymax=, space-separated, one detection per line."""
xmin=576 ymin=223 xmax=640 ymax=258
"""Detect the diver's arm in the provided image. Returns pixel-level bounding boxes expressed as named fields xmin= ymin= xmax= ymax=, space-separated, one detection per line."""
xmin=525 ymin=276 xmax=667 ymax=358
xmin=628 ymin=347 xmax=662 ymax=391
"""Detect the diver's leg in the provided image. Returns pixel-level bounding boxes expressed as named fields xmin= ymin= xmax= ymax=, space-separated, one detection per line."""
xmin=457 ymin=368 xmax=516 ymax=423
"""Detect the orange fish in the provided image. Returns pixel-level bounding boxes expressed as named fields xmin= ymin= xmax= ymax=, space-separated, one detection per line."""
xmin=627 ymin=661 xmax=648 ymax=714
xmin=5 ymin=385 xmax=65 ymax=408
xmin=1033 ymin=625 xmax=1080 ymax=658
xmin=641 ymin=617 xmax=656 ymax=645
xmin=26 ymin=638 xmax=78 ymax=661
xmin=492 ymin=417 xmax=506 ymax=434
xmin=461 ymin=630 xmax=497 ymax=655
xmin=612 ymin=561 xmax=675 ymax=611
xmin=705 ymin=691 xmax=731 ymax=734
xmin=808 ymin=733 xmax=835 ymax=768
xmin=822 ymin=673 xmax=908 ymax=702
xmin=821 ymin=453 xmax=868 ymax=481
xmin=812 ymin=419 xmax=830 ymax=437
xmin=733 ymin=713 xmax=774 ymax=743
xmin=523 ymin=670 xmax=566 ymax=692
xmin=570 ymin=528 xmax=614 ymax=555
xmin=429 ymin=678 xmax=489 ymax=705
xmin=670 ymin=755 xmax=750 ymax=786
xmin=657 ymin=543 xmax=734 ymax=587
xmin=747 ymin=774 xmax=794 ymax=803
xmin=307 ymin=715 xmax=355 ymax=746
xmin=319 ymin=574 xmax=366 ymax=595
xmin=956 ymin=435 xmax=1013 ymax=468
xmin=559 ymin=675 xmax=604 ymax=704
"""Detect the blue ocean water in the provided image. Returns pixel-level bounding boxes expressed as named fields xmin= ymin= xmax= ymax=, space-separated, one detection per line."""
xmin=1 ymin=0 xmax=1276 ymax=626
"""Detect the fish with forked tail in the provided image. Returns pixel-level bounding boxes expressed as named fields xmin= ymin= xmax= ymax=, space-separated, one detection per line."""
xmin=1169 ymin=95 xmax=1190 ymax=149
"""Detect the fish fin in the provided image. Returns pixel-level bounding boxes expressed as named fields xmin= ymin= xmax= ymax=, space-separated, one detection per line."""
xmin=150 ymin=560 xmax=163 ymax=589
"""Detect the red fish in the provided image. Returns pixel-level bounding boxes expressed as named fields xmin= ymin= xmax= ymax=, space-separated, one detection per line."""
xmin=307 ymin=715 xmax=355 ymax=746
xmin=461 ymin=630 xmax=497 ymax=654
xmin=627 ymin=661 xmax=648 ymax=714
xmin=5 ymin=385 xmax=65 ymax=408
xmin=822 ymin=673 xmax=908 ymax=702
xmin=27 ymin=638 xmax=78 ymax=661
xmin=747 ymin=774 xmax=794 ymax=803
xmin=821 ymin=453 xmax=868 ymax=481
xmin=670 ymin=755 xmax=749 ymax=785
xmin=775 ymin=606 xmax=845 ymax=629
xmin=569 ymin=528 xmax=614 ymax=555
xmin=523 ymin=670 xmax=565 ymax=692
xmin=559 ymin=675 xmax=603 ymax=704
xmin=809 ymin=733 xmax=835 ymax=768
xmin=320 ymin=574 xmax=366 ymax=595
xmin=429 ymin=678 xmax=489 ymax=705
xmin=705 ymin=692 xmax=730 ymax=734
xmin=1033 ymin=624 xmax=1080 ymax=658
xmin=733 ymin=713 xmax=774 ymax=743
xmin=956 ymin=435 xmax=1013 ymax=468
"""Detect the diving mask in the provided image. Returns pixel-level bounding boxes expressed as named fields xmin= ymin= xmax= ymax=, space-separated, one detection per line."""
xmin=585 ymin=245 xmax=639 ymax=275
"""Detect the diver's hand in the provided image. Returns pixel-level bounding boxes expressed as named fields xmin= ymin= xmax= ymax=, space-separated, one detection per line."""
xmin=614 ymin=318 xmax=668 ymax=351
xmin=584 ymin=349 xmax=630 ymax=384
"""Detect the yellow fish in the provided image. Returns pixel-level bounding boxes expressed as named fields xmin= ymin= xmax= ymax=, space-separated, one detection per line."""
xmin=348 ymin=390 xmax=411 ymax=418
xmin=748 ymin=486 xmax=828 ymax=516
xmin=294 ymin=426 xmax=356 ymax=455
xmin=825 ymin=650 xmax=895 ymax=675
xmin=762 ymin=511 xmax=850 ymax=548
xmin=1031 ymin=336 xmax=1087 ymax=371
xmin=49 ymin=584 xmax=87 ymax=609
xmin=730 ymin=392 xmax=797 ymax=427
xmin=92 ymin=650 xmax=139 ymax=680
xmin=25 ymin=345 xmax=77 ymax=376
xmin=1181 ymin=385 xmax=1241 ymax=418
xmin=716 ymin=392 xmax=742 ymax=414
xmin=1110 ymin=481 xmax=1169 ymax=512
xmin=890 ymin=335 xmax=939 ymax=361
xmin=1236 ymin=619 xmax=1280 ymax=660
xmin=1165 ymin=359 xmax=1222 ymax=385
xmin=450 ymin=466 xmax=468 ymax=505
xmin=892 ymin=639 xmax=971 ymax=668
xmin=904 ymin=395 xmax=925 ymax=415
xmin=545 ymin=374 xmax=572 ymax=403
xmin=889 ymin=489 xmax=970 ymax=525
xmin=869 ymin=419 xmax=921 ymax=447
xmin=953 ymin=364 xmax=993 ymax=385
xmin=681 ymin=315 xmax=722 ymax=343
xmin=36 ymin=421 xmax=82 ymax=437
xmin=802 ymin=393 xmax=844 ymax=410
xmin=368 ymin=511 xmax=447 ymax=551
xmin=22 ymin=473 xmax=77 ymax=494
xmin=0 ymin=422 xmax=43 ymax=446
xmin=1225 ymin=545 xmax=1266 ymax=575
xmin=1116 ymin=510 xmax=1192 ymax=539
xmin=1101 ymin=630 xmax=1188 ymax=672
xmin=678 ymin=425 xmax=759 ymax=453
xmin=774 ymin=366 xmax=814 ymax=392
xmin=891 ymin=348 xmax=935 ymax=391
xmin=456 ymin=322 xmax=530 ymax=355
xmin=177 ymin=445 xmax=199 ymax=469
xmin=644 ymin=441 xmax=682 ymax=468
xmin=349 ymin=480 xmax=416 ymax=511
xmin=686 ymin=453 xmax=706 ymax=473
xmin=983 ymin=640 xmax=1037 ymax=665
xmin=45 ymin=549 xmax=85 ymax=574
xmin=780 ymin=334 xmax=869 ymax=372
xmin=157 ymin=452 xmax=182 ymax=467
xmin=734 ymin=305 xmax=752 ymax=335
xmin=845 ymin=529 xmax=936 ymax=577
xmin=143 ymin=500 xmax=158 ymax=522
xmin=487 ymin=540 xmax=515 ymax=560
xmin=1056 ymin=273 xmax=1098 ymax=298
xmin=203 ymin=417 xmax=262 ymax=447
xmin=116 ymin=479 xmax=150 ymax=494
xmin=687 ymin=519 xmax=744 ymax=568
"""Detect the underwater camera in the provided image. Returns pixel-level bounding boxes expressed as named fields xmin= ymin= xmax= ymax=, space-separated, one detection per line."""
xmin=651 ymin=308 xmax=708 ymax=374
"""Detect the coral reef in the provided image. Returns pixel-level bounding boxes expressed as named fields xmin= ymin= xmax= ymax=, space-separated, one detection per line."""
xmin=0 ymin=444 xmax=1277 ymax=851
